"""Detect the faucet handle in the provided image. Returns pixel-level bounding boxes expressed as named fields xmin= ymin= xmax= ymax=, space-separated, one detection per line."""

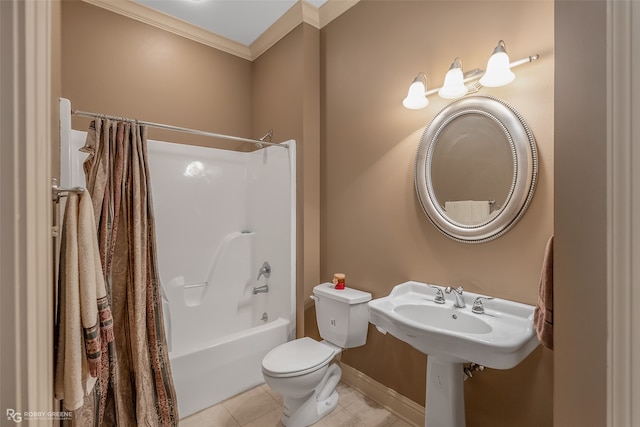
xmin=444 ymin=286 xmax=464 ymax=295
xmin=471 ymin=296 xmax=494 ymax=314
xmin=257 ymin=261 xmax=271 ymax=280
xmin=428 ymin=285 xmax=446 ymax=304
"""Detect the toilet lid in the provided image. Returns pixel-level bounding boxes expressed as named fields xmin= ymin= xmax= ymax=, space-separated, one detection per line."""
xmin=262 ymin=337 xmax=336 ymax=377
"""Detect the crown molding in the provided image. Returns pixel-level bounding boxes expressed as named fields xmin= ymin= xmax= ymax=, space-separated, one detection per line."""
xmin=82 ymin=0 xmax=253 ymax=60
xmin=318 ymin=0 xmax=360 ymax=28
xmin=81 ymin=0 xmax=360 ymax=61
xmin=303 ymin=1 xmax=321 ymax=29
xmin=250 ymin=1 xmax=312 ymax=60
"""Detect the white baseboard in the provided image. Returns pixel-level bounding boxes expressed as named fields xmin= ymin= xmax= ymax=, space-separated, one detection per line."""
xmin=340 ymin=362 xmax=424 ymax=427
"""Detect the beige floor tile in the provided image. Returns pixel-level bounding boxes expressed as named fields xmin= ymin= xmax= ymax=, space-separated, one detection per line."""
xmin=341 ymin=394 xmax=399 ymax=427
xmin=313 ymin=406 xmax=361 ymax=427
xmin=243 ymin=407 xmax=284 ymax=427
xmin=179 ymin=404 xmax=240 ymax=427
xmin=222 ymin=386 xmax=281 ymax=426
xmin=181 ymin=381 xmax=405 ymax=427
xmin=334 ymin=383 xmax=363 ymax=410
xmin=390 ymin=418 xmax=419 ymax=427
xmin=260 ymin=383 xmax=284 ymax=406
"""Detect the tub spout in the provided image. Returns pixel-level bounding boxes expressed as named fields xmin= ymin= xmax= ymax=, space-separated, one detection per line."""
xmin=253 ymin=285 xmax=269 ymax=295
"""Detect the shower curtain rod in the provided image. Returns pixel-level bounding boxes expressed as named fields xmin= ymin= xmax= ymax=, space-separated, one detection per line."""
xmin=72 ymin=109 xmax=287 ymax=149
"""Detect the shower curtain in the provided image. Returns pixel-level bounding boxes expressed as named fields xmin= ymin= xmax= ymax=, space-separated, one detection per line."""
xmin=70 ymin=118 xmax=178 ymax=426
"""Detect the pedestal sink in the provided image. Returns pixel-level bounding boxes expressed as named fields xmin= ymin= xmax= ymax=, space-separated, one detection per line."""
xmin=368 ymin=281 xmax=539 ymax=427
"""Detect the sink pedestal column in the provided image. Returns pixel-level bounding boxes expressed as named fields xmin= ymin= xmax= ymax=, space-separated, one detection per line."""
xmin=425 ymin=356 xmax=465 ymax=427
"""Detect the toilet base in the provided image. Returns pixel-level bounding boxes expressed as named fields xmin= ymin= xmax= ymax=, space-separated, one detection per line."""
xmin=281 ymin=389 xmax=338 ymax=427
xmin=280 ymin=363 xmax=342 ymax=426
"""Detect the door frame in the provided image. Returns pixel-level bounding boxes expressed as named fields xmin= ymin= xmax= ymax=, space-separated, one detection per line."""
xmin=607 ymin=0 xmax=640 ymax=426
xmin=0 ymin=0 xmax=54 ymax=423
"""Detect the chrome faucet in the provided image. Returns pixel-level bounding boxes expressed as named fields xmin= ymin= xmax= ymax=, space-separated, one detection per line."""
xmin=445 ymin=286 xmax=465 ymax=308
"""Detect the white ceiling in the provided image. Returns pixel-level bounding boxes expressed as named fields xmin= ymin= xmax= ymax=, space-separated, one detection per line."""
xmin=132 ymin=0 xmax=328 ymax=46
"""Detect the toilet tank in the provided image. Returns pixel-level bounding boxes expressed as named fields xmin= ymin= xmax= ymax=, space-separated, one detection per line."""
xmin=312 ymin=283 xmax=372 ymax=348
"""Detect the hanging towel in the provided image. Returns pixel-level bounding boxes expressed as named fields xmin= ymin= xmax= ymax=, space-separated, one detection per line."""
xmin=534 ymin=235 xmax=554 ymax=350
xmin=444 ymin=200 xmax=491 ymax=224
xmin=54 ymin=191 xmax=114 ymax=411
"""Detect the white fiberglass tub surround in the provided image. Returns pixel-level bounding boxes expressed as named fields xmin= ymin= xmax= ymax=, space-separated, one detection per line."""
xmin=59 ymin=99 xmax=296 ymax=418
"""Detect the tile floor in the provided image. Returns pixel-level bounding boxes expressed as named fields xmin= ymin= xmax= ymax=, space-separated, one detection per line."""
xmin=179 ymin=382 xmax=416 ymax=427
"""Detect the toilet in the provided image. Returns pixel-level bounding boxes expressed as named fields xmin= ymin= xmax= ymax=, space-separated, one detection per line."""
xmin=261 ymin=282 xmax=372 ymax=427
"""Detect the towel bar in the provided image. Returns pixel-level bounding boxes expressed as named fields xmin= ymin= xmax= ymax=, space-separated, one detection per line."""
xmin=52 ymin=178 xmax=84 ymax=203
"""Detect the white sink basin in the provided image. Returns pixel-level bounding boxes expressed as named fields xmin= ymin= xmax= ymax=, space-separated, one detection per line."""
xmin=369 ymin=281 xmax=540 ymax=427
xmin=368 ymin=281 xmax=539 ymax=369
xmin=394 ymin=304 xmax=493 ymax=334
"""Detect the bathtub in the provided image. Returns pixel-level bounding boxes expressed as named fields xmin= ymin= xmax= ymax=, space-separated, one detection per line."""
xmin=170 ymin=317 xmax=290 ymax=417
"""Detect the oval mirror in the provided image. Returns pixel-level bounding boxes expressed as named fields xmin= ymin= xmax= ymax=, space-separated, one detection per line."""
xmin=415 ymin=96 xmax=537 ymax=243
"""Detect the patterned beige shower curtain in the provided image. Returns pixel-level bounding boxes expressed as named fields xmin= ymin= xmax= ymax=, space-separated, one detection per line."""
xmin=69 ymin=118 xmax=178 ymax=426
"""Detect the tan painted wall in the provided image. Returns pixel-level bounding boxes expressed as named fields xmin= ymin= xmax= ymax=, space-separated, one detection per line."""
xmin=61 ymin=1 xmax=252 ymax=149
xmin=554 ymin=1 xmax=607 ymax=425
xmin=251 ymin=24 xmax=322 ymax=338
xmin=318 ymin=1 xmax=554 ymax=425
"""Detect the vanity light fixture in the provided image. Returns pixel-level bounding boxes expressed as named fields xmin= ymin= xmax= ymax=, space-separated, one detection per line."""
xmin=403 ymin=40 xmax=540 ymax=109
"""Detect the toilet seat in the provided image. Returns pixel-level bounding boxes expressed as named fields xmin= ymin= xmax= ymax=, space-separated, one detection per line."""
xmin=262 ymin=337 xmax=338 ymax=378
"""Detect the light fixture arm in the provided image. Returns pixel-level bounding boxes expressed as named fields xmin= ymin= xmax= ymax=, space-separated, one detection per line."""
xmin=414 ymin=72 xmax=428 ymax=86
xmin=508 ymin=54 xmax=540 ymax=68
xmin=450 ymin=57 xmax=463 ymax=70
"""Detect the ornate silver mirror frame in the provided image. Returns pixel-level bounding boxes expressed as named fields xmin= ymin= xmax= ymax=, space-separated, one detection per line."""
xmin=415 ymin=96 xmax=538 ymax=243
